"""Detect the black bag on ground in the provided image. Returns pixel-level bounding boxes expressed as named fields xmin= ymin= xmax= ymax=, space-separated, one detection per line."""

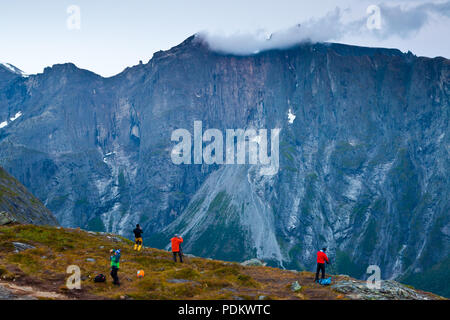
xmin=94 ymin=274 xmax=106 ymax=283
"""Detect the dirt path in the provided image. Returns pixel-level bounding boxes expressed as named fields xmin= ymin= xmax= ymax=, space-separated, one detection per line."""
xmin=0 ymin=281 xmax=68 ymax=300
xmin=0 ymin=284 xmax=35 ymax=300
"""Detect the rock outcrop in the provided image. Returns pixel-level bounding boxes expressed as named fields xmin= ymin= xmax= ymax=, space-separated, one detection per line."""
xmin=332 ymin=279 xmax=438 ymax=300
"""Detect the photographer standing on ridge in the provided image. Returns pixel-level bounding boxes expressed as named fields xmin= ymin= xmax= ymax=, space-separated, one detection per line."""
xmin=314 ymin=247 xmax=329 ymax=282
xmin=171 ymin=234 xmax=184 ymax=263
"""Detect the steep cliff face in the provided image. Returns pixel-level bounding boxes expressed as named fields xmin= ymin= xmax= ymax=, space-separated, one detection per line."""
xmin=0 ymin=166 xmax=57 ymax=226
xmin=0 ymin=36 xmax=448 ymax=295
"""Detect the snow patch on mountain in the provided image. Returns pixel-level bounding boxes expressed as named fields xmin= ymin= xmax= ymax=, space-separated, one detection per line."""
xmin=0 ymin=111 xmax=22 ymax=129
xmin=10 ymin=111 xmax=22 ymax=122
xmin=287 ymin=109 xmax=296 ymax=124
xmin=0 ymin=63 xmax=27 ymax=76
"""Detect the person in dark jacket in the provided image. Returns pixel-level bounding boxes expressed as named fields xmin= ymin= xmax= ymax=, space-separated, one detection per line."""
xmin=314 ymin=247 xmax=330 ymax=282
xmin=133 ymin=224 xmax=144 ymax=251
xmin=110 ymin=249 xmax=121 ymax=286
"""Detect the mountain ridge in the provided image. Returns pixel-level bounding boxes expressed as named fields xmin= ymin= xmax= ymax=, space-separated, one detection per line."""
xmin=2 ymin=34 xmax=448 ymax=81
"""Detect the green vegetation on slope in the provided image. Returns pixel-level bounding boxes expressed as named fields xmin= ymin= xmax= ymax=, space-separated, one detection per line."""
xmin=334 ymin=250 xmax=366 ymax=278
xmin=0 ymin=167 xmax=57 ymax=226
xmin=400 ymin=256 xmax=450 ymax=298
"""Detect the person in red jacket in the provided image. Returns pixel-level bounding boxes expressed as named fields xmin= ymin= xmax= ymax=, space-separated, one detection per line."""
xmin=315 ymin=247 xmax=329 ymax=282
xmin=171 ymin=234 xmax=184 ymax=263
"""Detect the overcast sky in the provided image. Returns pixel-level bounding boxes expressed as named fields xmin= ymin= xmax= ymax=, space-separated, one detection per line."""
xmin=1 ymin=0 xmax=449 ymax=77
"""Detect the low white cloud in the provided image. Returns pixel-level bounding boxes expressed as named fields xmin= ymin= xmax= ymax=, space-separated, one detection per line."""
xmin=197 ymin=8 xmax=344 ymax=55
xmin=197 ymin=1 xmax=450 ymax=55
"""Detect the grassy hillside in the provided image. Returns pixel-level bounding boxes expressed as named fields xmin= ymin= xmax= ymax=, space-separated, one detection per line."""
xmin=0 ymin=167 xmax=57 ymax=226
xmin=0 ymin=223 xmax=444 ymax=300
xmin=0 ymin=224 xmax=330 ymax=300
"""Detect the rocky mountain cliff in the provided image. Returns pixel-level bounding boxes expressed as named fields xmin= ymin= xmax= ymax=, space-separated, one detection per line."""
xmin=0 ymin=166 xmax=57 ymax=226
xmin=0 ymin=36 xmax=448 ymax=296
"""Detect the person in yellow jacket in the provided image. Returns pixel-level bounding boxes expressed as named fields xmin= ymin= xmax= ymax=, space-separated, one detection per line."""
xmin=133 ymin=224 xmax=144 ymax=251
